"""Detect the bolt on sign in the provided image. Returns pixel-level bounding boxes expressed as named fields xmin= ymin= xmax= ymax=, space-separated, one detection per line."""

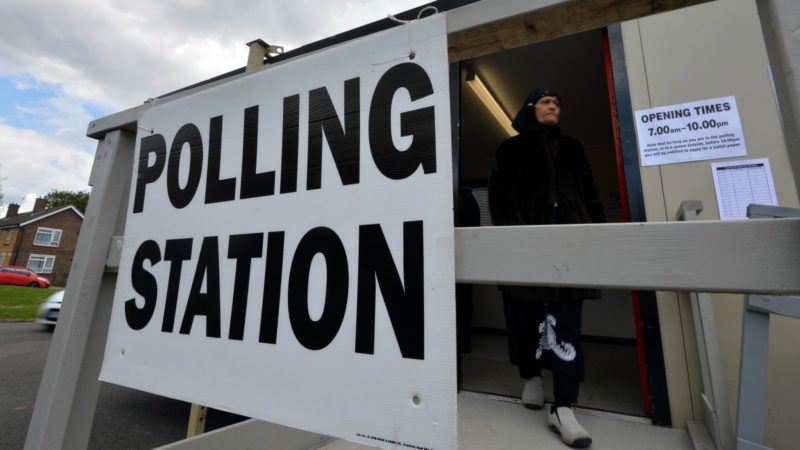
xmin=100 ymin=14 xmax=456 ymax=450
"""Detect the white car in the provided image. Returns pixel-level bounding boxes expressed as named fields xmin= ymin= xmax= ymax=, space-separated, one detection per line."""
xmin=36 ymin=290 xmax=64 ymax=329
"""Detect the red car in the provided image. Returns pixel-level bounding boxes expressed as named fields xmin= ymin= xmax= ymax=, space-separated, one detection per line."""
xmin=0 ymin=266 xmax=51 ymax=288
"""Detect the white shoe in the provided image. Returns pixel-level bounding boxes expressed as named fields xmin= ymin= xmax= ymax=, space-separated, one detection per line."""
xmin=548 ymin=406 xmax=592 ymax=448
xmin=521 ymin=376 xmax=543 ymax=410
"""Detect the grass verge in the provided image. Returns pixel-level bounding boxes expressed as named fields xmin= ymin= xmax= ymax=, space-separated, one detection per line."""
xmin=0 ymin=285 xmax=61 ymax=321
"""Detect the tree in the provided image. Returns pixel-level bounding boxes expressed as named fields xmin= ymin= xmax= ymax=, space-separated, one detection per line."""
xmin=44 ymin=189 xmax=90 ymax=213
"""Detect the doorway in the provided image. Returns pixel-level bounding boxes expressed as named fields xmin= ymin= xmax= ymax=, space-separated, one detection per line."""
xmin=455 ymin=27 xmax=661 ymax=418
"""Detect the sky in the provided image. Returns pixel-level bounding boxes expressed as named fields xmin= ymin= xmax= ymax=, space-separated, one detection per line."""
xmin=0 ymin=0 xmax=428 ymax=215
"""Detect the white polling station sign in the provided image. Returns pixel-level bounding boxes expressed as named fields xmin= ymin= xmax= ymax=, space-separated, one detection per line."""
xmin=635 ymin=96 xmax=747 ymax=166
xmin=99 ymin=14 xmax=456 ymax=450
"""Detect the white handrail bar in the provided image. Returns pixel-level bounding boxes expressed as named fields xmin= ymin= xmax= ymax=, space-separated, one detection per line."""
xmin=454 ymin=219 xmax=800 ymax=295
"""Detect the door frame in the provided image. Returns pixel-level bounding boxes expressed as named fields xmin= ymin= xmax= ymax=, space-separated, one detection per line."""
xmin=603 ymin=24 xmax=671 ymax=425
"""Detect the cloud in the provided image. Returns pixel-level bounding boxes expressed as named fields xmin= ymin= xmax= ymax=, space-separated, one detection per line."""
xmin=0 ymin=0 xmax=427 ymax=110
xmin=0 ymin=0 xmax=427 ymax=215
xmin=0 ymin=122 xmax=94 ymax=210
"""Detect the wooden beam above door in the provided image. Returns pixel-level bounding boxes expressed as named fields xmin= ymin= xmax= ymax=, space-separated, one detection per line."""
xmin=447 ymin=0 xmax=715 ymax=62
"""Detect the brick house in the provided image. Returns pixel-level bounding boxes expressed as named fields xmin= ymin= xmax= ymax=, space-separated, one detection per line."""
xmin=0 ymin=198 xmax=84 ymax=287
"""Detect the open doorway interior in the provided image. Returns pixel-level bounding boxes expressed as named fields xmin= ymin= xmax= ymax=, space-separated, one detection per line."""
xmin=457 ymin=28 xmax=645 ymax=417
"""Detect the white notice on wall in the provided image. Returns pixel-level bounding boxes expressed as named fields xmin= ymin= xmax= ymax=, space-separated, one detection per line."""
xmin=635 ymin=96 xmax=747 ymax=166
xmin=100 ymin=14 xmax=456 ymax=450
xmin=711 ymin=158 xmax=778 ymax=220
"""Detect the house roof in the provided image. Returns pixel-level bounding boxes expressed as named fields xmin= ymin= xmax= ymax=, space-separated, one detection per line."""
xmin=0 ymin=205 xmax=84 ymax=228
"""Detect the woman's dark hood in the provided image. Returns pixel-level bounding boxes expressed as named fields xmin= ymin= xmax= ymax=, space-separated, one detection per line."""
xmin=512 ymin=88 xmax=561 ymax=135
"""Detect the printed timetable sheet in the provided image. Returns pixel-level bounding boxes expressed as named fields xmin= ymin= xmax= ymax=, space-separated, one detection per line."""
xmin=711 ymin=158 xmax=778 ymax=220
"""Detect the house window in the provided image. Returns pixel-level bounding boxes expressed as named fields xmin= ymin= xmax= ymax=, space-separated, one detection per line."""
xmin=27 ymin=254 xmax=56 ymax=274
xmin=4 ymin=229 xmax=12 ymax=245
xmin=33 ymin=227 xmax=62 ymax=247
xmin=0 ymin=252 xmax=5 ymax=265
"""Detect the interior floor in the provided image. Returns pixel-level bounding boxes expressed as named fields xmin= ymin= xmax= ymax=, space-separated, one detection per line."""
xmin=321 ymin=393 xmax=691 ymax=450
xmin=461 ymin=331 xmax=644 ymax=417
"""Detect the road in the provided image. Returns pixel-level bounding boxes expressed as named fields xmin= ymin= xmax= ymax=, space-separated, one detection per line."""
xmin=0 ymin=322 xmax=244 ymax=449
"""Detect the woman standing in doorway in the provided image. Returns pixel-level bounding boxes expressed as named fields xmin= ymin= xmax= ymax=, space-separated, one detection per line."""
xmin=489 ymin=88 xmax=605 ymax=449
